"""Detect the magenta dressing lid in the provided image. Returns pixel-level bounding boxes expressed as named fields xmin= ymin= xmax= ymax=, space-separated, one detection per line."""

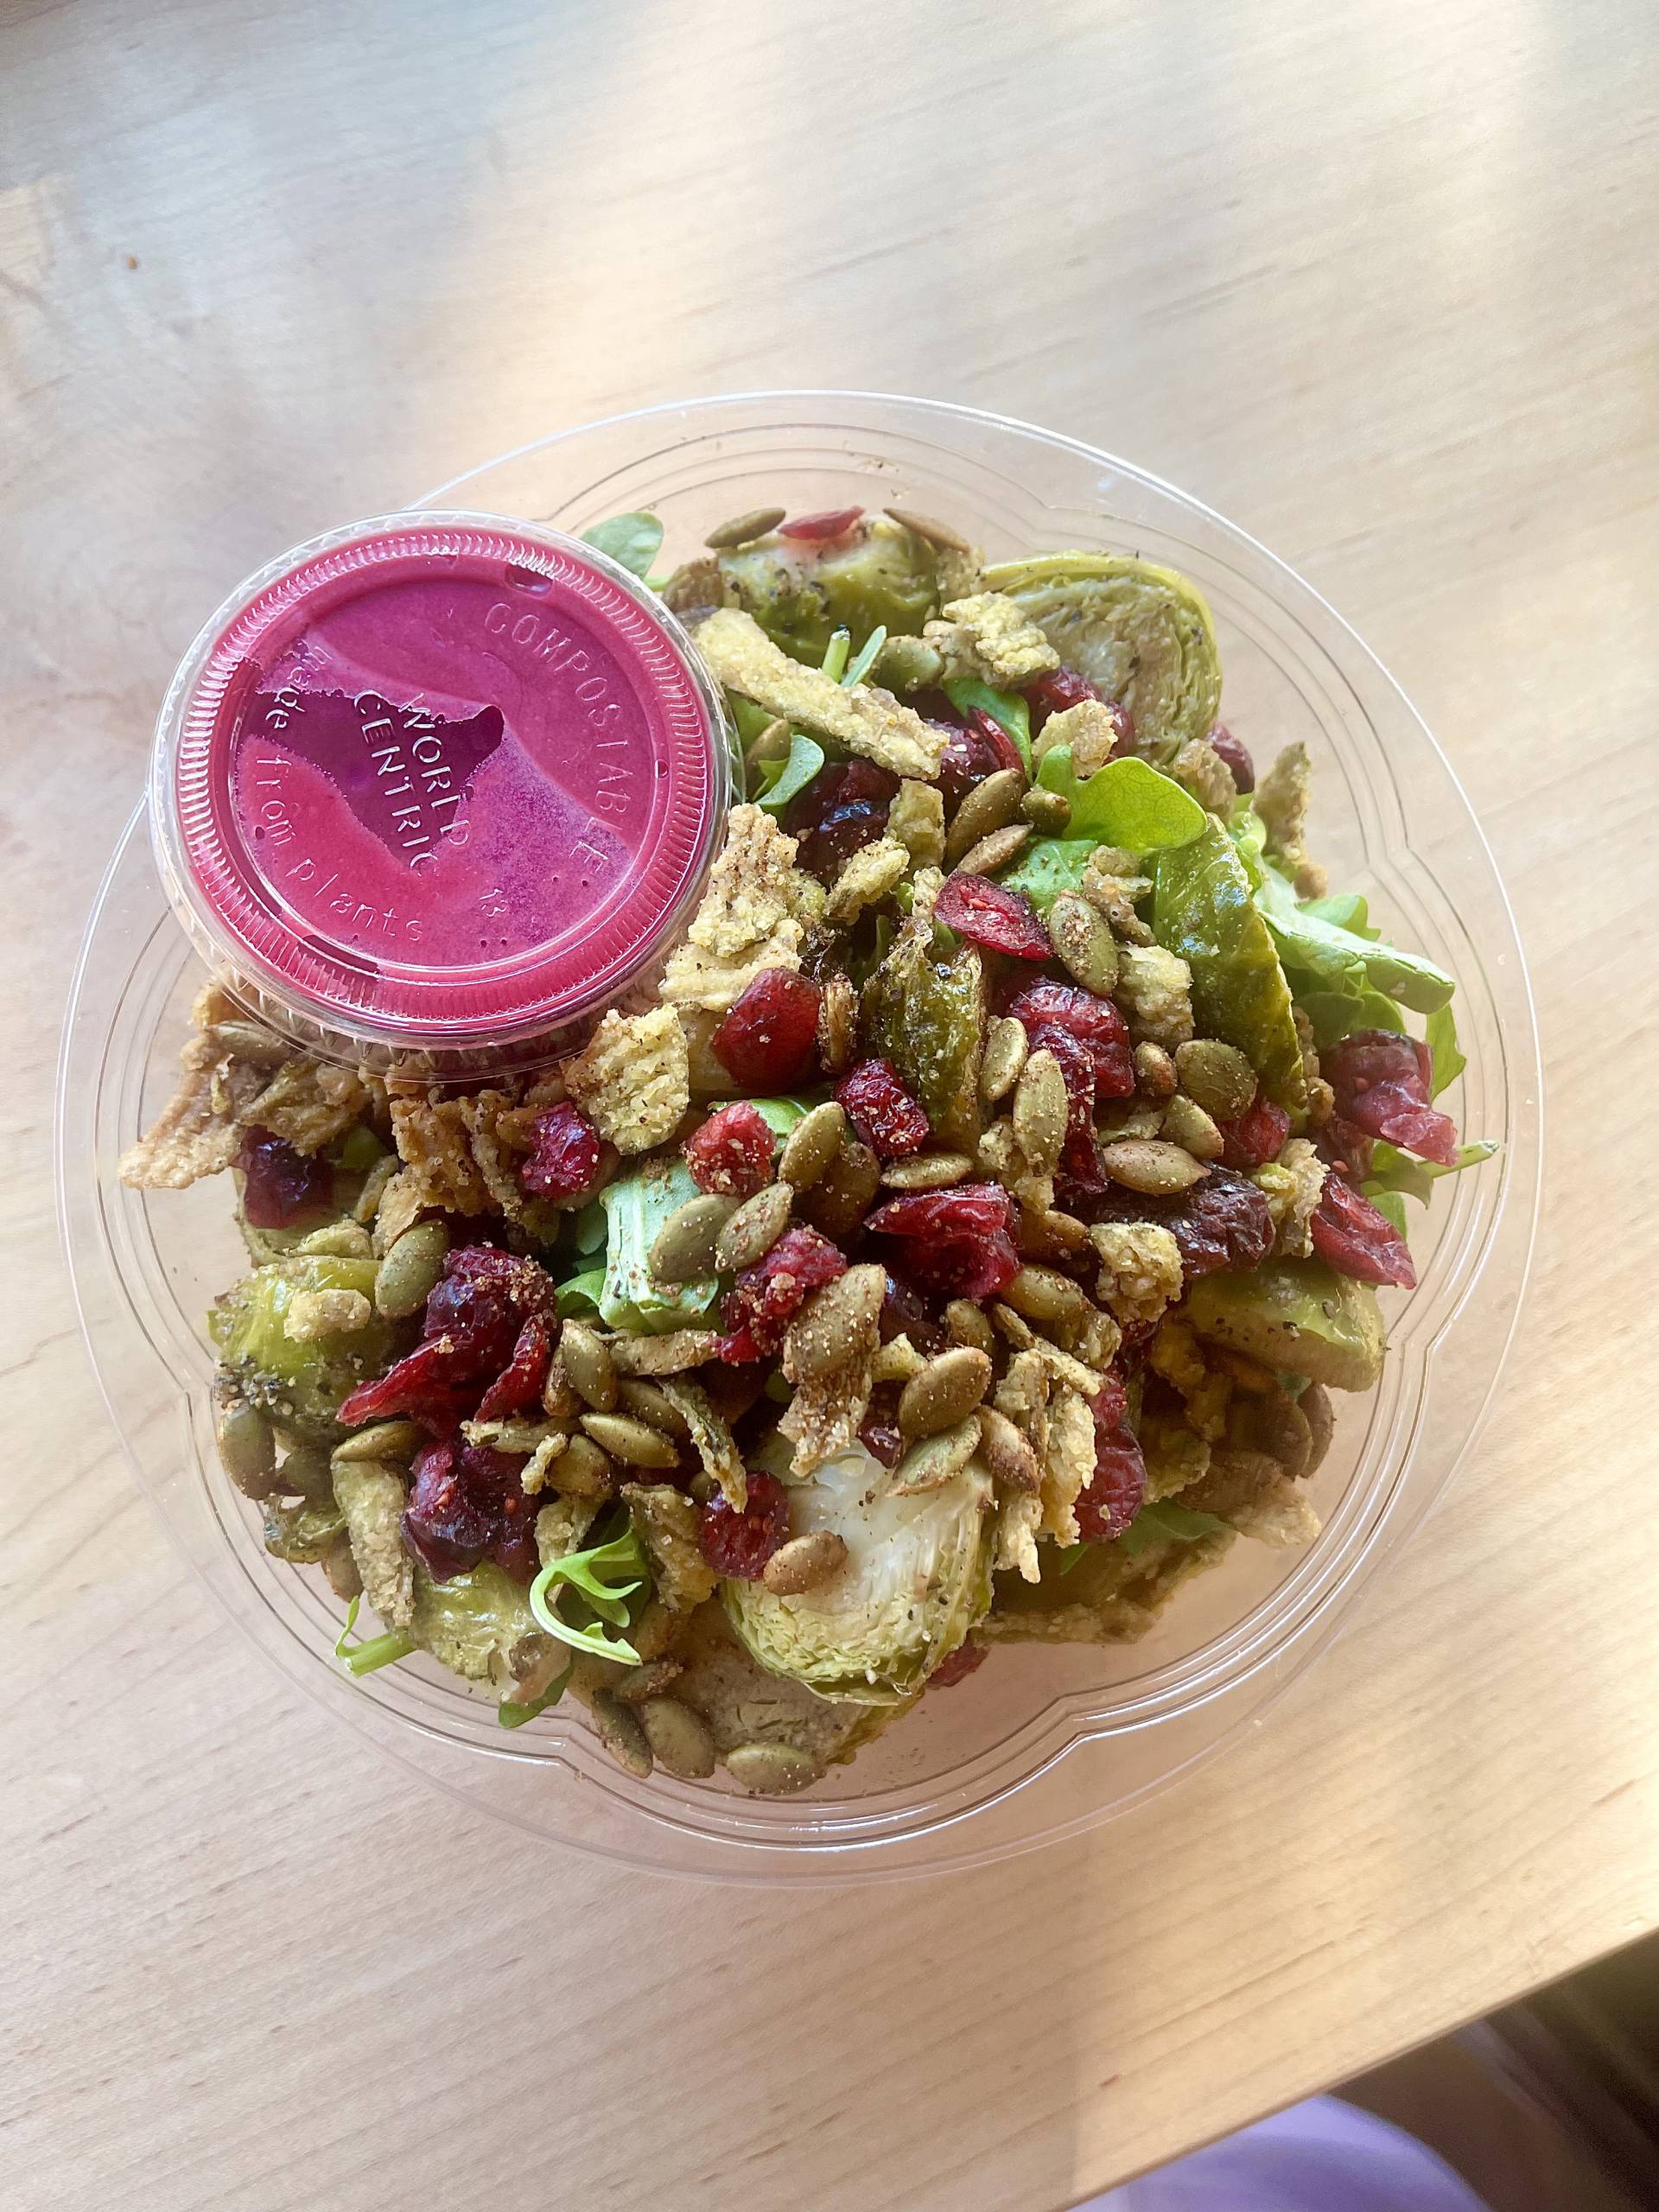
xmin=152 ymin=512 xmax=728 ymax=1065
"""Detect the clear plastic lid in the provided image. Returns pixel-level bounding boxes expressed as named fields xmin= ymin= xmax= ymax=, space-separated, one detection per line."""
xmin=151 ymin=511 xmax=728 ymax=1069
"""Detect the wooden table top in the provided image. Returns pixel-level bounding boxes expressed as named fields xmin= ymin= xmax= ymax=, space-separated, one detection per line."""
xmin=6 ymin=3 xmax=1656 ymax=2204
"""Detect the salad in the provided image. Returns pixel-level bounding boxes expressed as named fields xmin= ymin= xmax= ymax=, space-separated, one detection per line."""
xmin=122 ymin=502 xmax=1492 ymax=1793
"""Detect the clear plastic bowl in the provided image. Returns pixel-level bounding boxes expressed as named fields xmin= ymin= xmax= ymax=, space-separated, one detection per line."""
xmin=58 ymin=392 xmax=1541 ymax=1884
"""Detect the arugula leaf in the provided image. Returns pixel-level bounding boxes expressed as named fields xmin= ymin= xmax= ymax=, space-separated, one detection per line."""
xmin=1251 ymin=861 xmax=1455 ymax=1014
xmin=1036 ymin=748 xmax=1205 ymax=853
xmin=944 ymin=677 xmax=1033 ymax=772
xmin=1363 ymin=1137 xmax=1498 ymax=1207
xmin=334 ymin=1594 xmax=416 ymax=1678
xmin=1121 ymin=1498 xmax=1232 ymax=1557
xmin=1424 ymin=1003 xmax=1466 ymax=1098
xmin=820 ymin=628 xmax=852 ymax=683
xmin=555 ymin=1267 xmax=607 ymax=1318
xmin=1368 ymin=1189 xmax=1409 ymax=1236
xmin=1054 ymin=1541 xmax=1089 ymax=1576
xmin=599 ymin=1158 xmax=720 ymax=1332
xmin=1294 ymin=983 xmax=1407 ymax=1050
xmin=996 ymin=836 xmax=1096 ymax=913
xmin=842 ymin=625 xmax=888 ymax=688
xmin=581 ymin=512 xmax=664 ymax=579
xmin=529 ymin=1526 xmax=651 ymax=1663
xmin=1152 ymin=820 xmax=1306 ymax=1111
xmin=755 ymin=730 xmax=826 ymax=817
xmin=498 ymin=1664 xmax=572 ymax=1729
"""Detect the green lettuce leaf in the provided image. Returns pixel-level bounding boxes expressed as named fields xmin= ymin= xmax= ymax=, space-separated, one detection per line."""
xmin=555 ymin=1267 xmax=607 ymax=1318
xmin=498 ymin=1665 xmax=572 ymax=1729
xmin=755 ymin=730 xmax=825 ymax=817
xmin=1297 ymin=891 xmax=1379 ymax=938
xmin=581 ymin=512 xmax=664 ymax=579
xmin=944 ymin=677 xmax=1033 ymax=772
xmin=1036 ymin=748 xmax=1206 ymax=853
xmin=1251 ymin=861 xmax=1455 ymax=1015
xmin=997 ymin=836 xmax=1096 ymax=913
xmin=1369 ymin=1189 xmax=1409 ymax=1236
xmin=1363 ymin=1137 xmax=1498 ymax=1207
xmin=1294 ymin=983 xmax=1406 ymax=1050
xmin=1152 ymin=820 xmax=1306 ymax=1111
xmin=1424 ymin=1003 xmax=1465 ymax=1097
xmin=529 ymin=1525 xmax=651 ymax=1663
xmin=1120 ymin=1498 xmax=1231 ymax=1559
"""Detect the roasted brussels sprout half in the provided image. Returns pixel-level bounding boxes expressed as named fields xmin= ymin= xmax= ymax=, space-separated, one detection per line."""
xmin=715 ymin=517 xmax=944 ymax=662
xmin=208 ymin=1255 xmax=398 ymax=1441
xmin=1185 ymin=1258 xmax=1386 ymax=1392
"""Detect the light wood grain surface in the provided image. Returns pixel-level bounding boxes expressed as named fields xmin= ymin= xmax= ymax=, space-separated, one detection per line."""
xmin=4 ymin=3 xmax=1656 ymax=2205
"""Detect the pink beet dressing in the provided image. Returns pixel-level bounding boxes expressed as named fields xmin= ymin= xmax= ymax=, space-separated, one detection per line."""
xmin=160 ymin=516 xmax=724 ymax=1057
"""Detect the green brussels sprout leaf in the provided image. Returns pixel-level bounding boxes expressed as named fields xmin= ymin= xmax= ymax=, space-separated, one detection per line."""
xmin=1153 ymin=820 xmax=1306 ymax=1112
xmin=599 ymin=1157 xmax=721 ymax=1332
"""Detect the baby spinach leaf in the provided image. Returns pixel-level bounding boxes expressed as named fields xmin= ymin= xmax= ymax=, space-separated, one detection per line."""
xmin=1424 ymin=1003 xmax=1465 ymax=1097
xmin=1121 ymin=1498 xmax=1231 ymax=1558
xmin=756 ymin=730 xmax=825 ymax=817
xmin=997 ymin=836 xmax=1096 ymax=913
xmin=1363 ymin=1137 xmax=1497 ymax=1207
xmin=1153 ymin=820 xmax=1306 ymax=1111
xmin=1037 ymin=748 xmax=1205 ymax=854
xmin=944 ymin=677 xmax=1033 ymax=772
xmin=498 ymin=1664 xmax=572 ymax=1728
xmin=581 ymin=512 xmax=664 ymax=579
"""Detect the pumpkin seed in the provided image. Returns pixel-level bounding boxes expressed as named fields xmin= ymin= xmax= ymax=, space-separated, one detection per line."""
xmin=560 ymin=1319 xmax=618 ymax=1411
xmin=1162 ymin=1092 xmax=1224 ymax=1160
xmin=214 ymin=1393 xmax=276 ymax=1499
xmin=588 ymin=1689 xmax=652 ymax=1778
xmin=649 ymin=1192 xmax=738 ymax=1287
xmin=953 ymin=823 xmax=1029 ymax=877
xmin=945 ymin=767 xmax=1024 ymax=864
xmin=778 ymin=1101 xmax=847 ymax=1192
xmin=1097 ymin=1138 xmax=1209 ymax=1194
xmin=373 ymin=1220 xmax=449 ymax=1319
xmin=944 ymin=1300 xmax=995 ymax=1355
xmin=977 ymin=1404 xmax=1041 ymax=1494
xmin=1012 ymin=1049 xmax=1068 ymax=1179
xmin=332 ymin=1418 xmax=423 ymax=1465
xmin=618 ymin=1379 xmax=691 ymax=1439
xmin=321 ymin=1529 xmax=363 ymax=1602
xmin=613 ymin=1656 xmax=683 ymax=1705
xmin=1048 ymin=893 xmax=1120 ymax=995
xmin=1135 ymin=1041 xmax=1178 ymax=1100
xmin=638 ymin=1696 xmax=716 ymax=1778
xmin=542 ymin=1352 xmax=582 ymax=1421
xmin=553 ymin=1433 xmax=614 ymax=1497
xmin=871 ymin=1336 xmax=928 ymax=1385
xmin=743 ymin=717 xmax=791 ymax=778
xmin=1301 ymin=1383 xmax=1335 ymax=1476
xmin=353 ymin=1153 xmax=400 ymax=1225
xmin=579 ymin=1412 xmax=681 ymax=1470
xmin=725 ymin=1741 xmax=820 ymax=1795
xmin=880 ymin=1151 xmax=974 ymax=1191
xmin=799 ymin=1137 xmax=880 ymax=1242
xmin=785 ymin=1264 xmax=886 ymax=1382
xmin=1002 ymin=1265 xmax=1088 ymax=1326
xmin=1174 ymin=1039 xmax=1258 ymax=1121
xmin=761 ymin=1530 xmax=849 ymax=1596
xmin=1020 ymin=785 xmax=1071 ymax=834
xmin=888 ymin=1415 xmax=982 ymax=1495
xmin=898 ymin=1347 xmax=992 ymax=1439
xmin=275 ymin=1444 xmax=334 ymax=1502
xmin=714 ymin=1180 xmax=792 ymax=1273
xmin=703 ymin=505 xmax=786 ymax=550
xmin=883 ymin=505 xmax=972 ymax=553
xmin=979 ymin=1015 xmax=1028 ymax=1106
xmin=816 ymin=970 xmax=859 ymax=1075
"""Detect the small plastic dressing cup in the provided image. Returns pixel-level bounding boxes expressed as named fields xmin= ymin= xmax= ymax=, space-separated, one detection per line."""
xmin=151 ymin=512 xmax=728 ymax=1068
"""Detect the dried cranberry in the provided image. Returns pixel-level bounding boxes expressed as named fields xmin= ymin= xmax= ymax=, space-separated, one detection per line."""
xmin=718 ymin=1225 xmax=848 ymax=1357
xmin=785 ymin=760 xmax=897 ymax=881
xmin=1024 ymin=665 xmax=1101 ymax=731
xmin=699 ymin=1360 xmax=770 ymax=1423
xmin=1206 ymin=722 xmax=1255 ymax=792
xmin=519 ymin=1102 xmax=605 ymax=1203
xmin=684 ymin=1101 xmax=776 ymax=1198
xmin=836 ymin=1058 xmax=930 ymax=1160
xmin=1075 ymin=1423 xmax=1147 ymax=1542
xmin=711 ymin=967 xmax=822 ymax=1090
xmin=422 ymin=1274 xmax=522 ymax=1374
xmin=237 ymin=1128 xmax=334 ymax=1230
xmin=1007 ymin=981 xmax=1130 ymax=1058
xmin=962 ymin=706 xmax=1025 ymax=779
xmin=938 ymin=717 xmax=1007 ymax=808
xmin=699 ymin=1469 xmax=791 ymax=1579
xmin=930 ymin=1639 xmax=988 ymax=1688
xmin=1027 ymin=1025 xmax=1107 ymax=1189
xmin=867 ymin=1182 xmax=1020 ymax=1302
xmin=1310 ymin=1171 xmax=1416 ymax=1289
xmin=1217 ymin=1096 xmax=1291 ymax=1173
xmin=878 ymin=1272 xmax=946 ymax=1356
xmin=777 ymin=505 xmax=863 ymax=543
xmin=859 ymin=1381 xmax=905 ymax=1468
xmin=474 ymin=1313 xmax=553 ymax=1421
xmin=340 ymin=1247 xmax=556 ymax=1430
xmin=402 ymin=1439 xmax=493 ymax=1580
xmin=441 ymin=1243 xmax=559 ymax=1319
xmin=1324 ymin=1029 xmax=1457 ymax=1166
xmin=935 ymin=874 xmax=1052 ymax=960
xmin=1084 ymin=1166 xmax=1274 ymax=1280
xmin=338 ymin=1336 xmax=476 ymax=1432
